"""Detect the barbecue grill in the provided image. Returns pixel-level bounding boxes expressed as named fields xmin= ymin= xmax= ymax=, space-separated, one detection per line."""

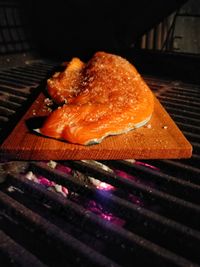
xmin=1 ymin=1 xmax=200 ymax=266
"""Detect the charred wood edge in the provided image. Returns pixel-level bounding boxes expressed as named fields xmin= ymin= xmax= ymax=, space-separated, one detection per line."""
xmin=27 ymin=162 xmax=200 ymax=257
xmin=0 ymin=229 xmax=47 ymax=267
xmin=0 ymin=190 xmax=121 ymax=267
xmin=3 ymin=172 xmax=196 ymax=267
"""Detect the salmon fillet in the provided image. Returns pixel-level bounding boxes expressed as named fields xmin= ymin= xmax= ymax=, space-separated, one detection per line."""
xmin=47 ymin=57 xmax=85 ymax=105
xmin=40 ymin=52 xmax=154 ymax=145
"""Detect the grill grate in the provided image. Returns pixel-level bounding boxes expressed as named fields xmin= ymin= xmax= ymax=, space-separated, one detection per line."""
xmin=0 ymin=62 xmax=200 ymax=266
xmin=0 ymin=60 xmax=56 ymax=141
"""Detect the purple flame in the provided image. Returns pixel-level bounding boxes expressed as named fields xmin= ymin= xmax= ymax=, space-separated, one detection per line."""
xmin=23 ymin=161 xmax=157 ymax=226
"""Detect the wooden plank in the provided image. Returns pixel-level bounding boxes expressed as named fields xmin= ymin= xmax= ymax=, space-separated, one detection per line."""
xmin=0 ymin=92 xmax=192 ymax=160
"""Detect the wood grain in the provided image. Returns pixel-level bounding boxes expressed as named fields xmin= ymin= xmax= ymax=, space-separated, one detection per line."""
xmin=0 ymin=93 xmax=192 ymax=160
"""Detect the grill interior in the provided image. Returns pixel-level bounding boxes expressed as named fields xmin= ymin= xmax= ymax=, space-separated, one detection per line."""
xmin=0 ymin=60 xmax=56 ymax=141
xmin=0 ymin=61 xmax=200 ymax=267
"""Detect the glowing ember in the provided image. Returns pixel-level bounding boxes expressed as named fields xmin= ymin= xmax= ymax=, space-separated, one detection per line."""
xmin=96 ymin=181 xmax=115 ymax=191
xmin=25 ymin=171 xmax=69 ymax=198
xmin=88 ymin=176 xmax=115 ymax=191
xmin=23 ymin=161 xmax=151 ymax=226
xmin=37 ymin=176 xmax=54 ymax=187
xmin=114 ymin=169 xmax=136 ymax=181
xmin=114 ymin=169 xmax=145 ymax=206
xmin=135 ymin=161 xmax=160 ymax=171
xmin=56 ymin=164 xmax=72 ymax=174
xmin=86 ymin=200 xmax=125 ymax=226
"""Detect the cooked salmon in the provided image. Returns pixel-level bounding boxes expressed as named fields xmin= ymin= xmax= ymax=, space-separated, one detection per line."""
xmin=40 ymin=52 xmax=154 ymax=145
xmin=47 ymin=57 xmax=85 ymax=105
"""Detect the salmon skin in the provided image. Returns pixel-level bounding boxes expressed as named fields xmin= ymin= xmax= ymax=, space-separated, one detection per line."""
xmin=40 ymin=52 xmax=154 ymax=145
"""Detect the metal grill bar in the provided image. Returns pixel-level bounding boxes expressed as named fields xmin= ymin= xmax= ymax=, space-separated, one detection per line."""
xmin=160 ymin=100 xmax=200 ymax=114
xmin=0 ymin=84 xmax=30 ymax=97
xmin=0 ymin=70 xmax=46 ymax=83
xmin=102 ymin=160 xmax=200 ymax=204
xmin=159 ymin=95 xmax=200 ymax=108
xmin=159 ymin=106 xmax=200 ymax=120
xmin=2 ymin=69 xmax=50 ymax=80
xmin=69 ymin=160 xmax=200 ymax=227
xmin=0 ymin=191 xmax=121 ymax=267
xmin=0 ymin=230 xmax=47 ymax=267
xmin=0 ymin=91 xmax=26 ymax=104
xmin=27 ymin=162 xmax=200 ymax=262
xmin=16 ymin=66 xmax=53 ymax=76
xmin=1 ymin=172 xmax=196 ymax=267
xmin=0 ymin=61 xmax=56 ymax=142
xmin=0 ymin=75 xmax=35 ymax=86
xmin=143 ymin=159 xmax=200 ymax=184
xmin=166 ymin=85 xmax=200 ymax=94
xmin=161 ymin=92 xmax=200 ymax=101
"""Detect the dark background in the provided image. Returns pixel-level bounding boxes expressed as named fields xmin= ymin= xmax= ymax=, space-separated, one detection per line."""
xmin=23 ymin=0 xmax=187 ymax=60
xmin=1 ymin=0 xmax=199 ymax=83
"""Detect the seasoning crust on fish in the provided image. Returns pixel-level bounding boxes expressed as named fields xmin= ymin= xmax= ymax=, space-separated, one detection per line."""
xmin=40 ymin=52 xmax=154 ymax=145
xmin=47 ymin=57 xmax=85 ymax=105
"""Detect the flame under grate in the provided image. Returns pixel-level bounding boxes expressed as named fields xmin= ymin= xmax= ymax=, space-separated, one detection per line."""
xmin=0 ymin=61 xmax=200 ymax=267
